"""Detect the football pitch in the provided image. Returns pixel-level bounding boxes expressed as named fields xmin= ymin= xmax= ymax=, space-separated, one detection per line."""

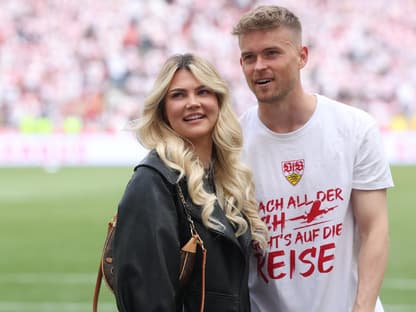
xmin=0 ymin=165 xmax=414 ymax=312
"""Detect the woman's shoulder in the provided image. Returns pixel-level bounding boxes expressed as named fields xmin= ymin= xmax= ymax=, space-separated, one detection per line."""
xmin=119 ymin=151 xmax=178 ymax=211
xmin=133 ymin=150 xmax=179 ymax=186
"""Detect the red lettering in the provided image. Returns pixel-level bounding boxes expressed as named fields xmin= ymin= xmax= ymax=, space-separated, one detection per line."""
xmin=316 ymin=188 xmax=344 ymax=202
xmin=268 ymin=233 xmax=292 ymax=249
xmin=271 ymin=212 xmax=286 ymax=232
xmin=318 ymin=243 xmax=335 ymax=273
xmin=326 ymin=189 xmax=335 ymax=201
xmin=268 ymin=250 xmax=286 ymax=279
xmin=290 ymin=249 xmax=295 ymax=279
xmin=296 ymin=194 xmax=313 ymax=207
xmin=256 ymin=254 xmax=268 ymax=283
xmin=266 ymin=200 xmax=275 ymax=212
xmin=287 ymin=196 xmax=296 ymax=209
xmin=312 ymin=228 xmax=319 ymax=241
xmin=259 ymin=199 xmax=285 ymax=213
xmin=294 ymin=228 xmax=320 ymax=244
xmin=262 ymin=215 xmax=271 ymax=232
xmin=263 ymin=243 xmax=336 ymax=281
xmin=295 ymin=231 xmax=304 ymax=244
xmin=323 ymin=223 xmax=343 ymax=239
xmin=258 ymin=202 xmax=265 ymax=214
xmin=268 ymin=235 xmax=279 ymax=249
xmin=335 ymin=188 xmax=344 ymax=200
xmin=284 ymin=234 xmax=292 ymax=246
xmin=299 ymin=247 xmax=316 ymax=277
xmin=316 ymin=191 xmax=325 ymax=202
xmin=275 ymin=198 xmax=284 ymax=210
xmin=335 ymin=223 xmax=342 ymax=236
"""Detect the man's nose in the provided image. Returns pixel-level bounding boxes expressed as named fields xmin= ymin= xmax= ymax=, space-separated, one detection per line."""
xmin=254 ymin=56 xmax=267 ymax=71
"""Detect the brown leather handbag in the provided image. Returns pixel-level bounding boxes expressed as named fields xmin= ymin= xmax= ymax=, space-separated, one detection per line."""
xmin=92 ymin=184 xmax=206 ymax=312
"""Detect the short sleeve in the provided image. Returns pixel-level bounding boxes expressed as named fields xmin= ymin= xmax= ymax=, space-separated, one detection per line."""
xmin=352 ymin=120 xmax=394 ymax=190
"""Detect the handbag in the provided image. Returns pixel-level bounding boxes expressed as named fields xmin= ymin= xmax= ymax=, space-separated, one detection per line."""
xmin=92 ymin=184 xmax=206 ymax=312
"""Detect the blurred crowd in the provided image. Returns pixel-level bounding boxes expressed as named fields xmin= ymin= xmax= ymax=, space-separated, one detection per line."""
xmin=0 ymin=0 xmax=415 ymax=133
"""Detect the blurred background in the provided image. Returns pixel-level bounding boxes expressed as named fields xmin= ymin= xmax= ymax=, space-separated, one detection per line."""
xmin=0 ymin=0 xmax=415 ymax=311
xmin=1 ymin=0 xmax=416 ymax=166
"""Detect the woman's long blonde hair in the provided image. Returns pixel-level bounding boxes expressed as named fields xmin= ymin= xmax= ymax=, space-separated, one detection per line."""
xmin=132 ymin=53 xmax=267 ymax=251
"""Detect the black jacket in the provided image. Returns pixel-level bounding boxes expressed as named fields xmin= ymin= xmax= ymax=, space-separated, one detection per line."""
xmin=114 ymin=150 xmax=252 ymax=312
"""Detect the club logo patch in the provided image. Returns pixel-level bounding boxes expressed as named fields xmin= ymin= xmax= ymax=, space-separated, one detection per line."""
xmin=281 ymin=159 xmax=304 ymax=186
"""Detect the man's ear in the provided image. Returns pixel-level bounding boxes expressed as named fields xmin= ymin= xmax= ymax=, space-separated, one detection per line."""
xmin=299 ymin=46 xmax=308 ymax=69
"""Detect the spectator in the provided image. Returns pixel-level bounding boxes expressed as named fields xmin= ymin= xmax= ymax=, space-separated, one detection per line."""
xmin=0 ymin=0 xmax=415 ymax=132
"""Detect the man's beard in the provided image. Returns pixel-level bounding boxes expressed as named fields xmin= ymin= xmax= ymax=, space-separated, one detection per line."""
xmin=254 ymin=89 xmax=287 ymax=104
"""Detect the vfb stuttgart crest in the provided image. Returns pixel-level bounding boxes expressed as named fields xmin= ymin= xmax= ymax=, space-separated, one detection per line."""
xmin=282 ymin=159 xmax=304 ymax=186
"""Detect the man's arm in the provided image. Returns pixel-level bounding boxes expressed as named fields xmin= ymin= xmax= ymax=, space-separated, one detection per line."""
xmin=351 ymin=188 xmax=389 ymax=312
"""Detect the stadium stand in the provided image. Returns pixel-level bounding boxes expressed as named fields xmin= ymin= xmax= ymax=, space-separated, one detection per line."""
xmin=0 ymin=0 xmax=415 ymax=133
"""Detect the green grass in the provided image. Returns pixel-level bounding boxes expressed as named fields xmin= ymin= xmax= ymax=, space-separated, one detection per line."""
xmin=0 ymin=166 xmax=414 ymax=312
xmin=0 ymin=167 xmax=131 ymax=311
xmin=381 ymin=166 xmax=416 ymax=310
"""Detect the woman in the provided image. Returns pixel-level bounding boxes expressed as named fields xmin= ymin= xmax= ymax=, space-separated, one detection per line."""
xmin=113 ymin=53 xmax=268 ymax=311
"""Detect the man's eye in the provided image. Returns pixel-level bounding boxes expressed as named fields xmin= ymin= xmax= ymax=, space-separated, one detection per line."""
xmin=265 ymin=50 xmax=279 ymax=57
xmin=242 ymin=55 xmax=255 ymax=63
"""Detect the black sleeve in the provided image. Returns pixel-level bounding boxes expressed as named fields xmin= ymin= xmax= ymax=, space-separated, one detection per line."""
xmin=114 ymin=166 xmax=181 ymax=311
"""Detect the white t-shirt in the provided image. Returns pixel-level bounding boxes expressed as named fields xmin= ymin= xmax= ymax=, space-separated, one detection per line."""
xmin=240 ymin=94 xmax=394 ymax=312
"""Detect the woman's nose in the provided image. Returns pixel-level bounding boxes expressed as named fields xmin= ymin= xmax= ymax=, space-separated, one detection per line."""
xmin=185 ymin=94 xmax=201 ymax=109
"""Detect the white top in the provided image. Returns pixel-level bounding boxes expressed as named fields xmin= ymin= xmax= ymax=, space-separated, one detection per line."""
xmin=240 ymin=94 xmax=394 ymax=312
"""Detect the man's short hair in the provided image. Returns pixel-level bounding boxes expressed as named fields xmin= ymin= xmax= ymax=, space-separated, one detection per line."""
xmin=232 ymin=5 xmax=302 ymax=36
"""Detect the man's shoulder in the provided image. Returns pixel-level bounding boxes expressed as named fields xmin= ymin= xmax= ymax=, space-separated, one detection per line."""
xmin=239 ymin=105 xmax=258 ymax=127
xmin=239 ymin=105 xmax=257 ymax=119
xmin=317 ymin=94 xmax=375 ymax=124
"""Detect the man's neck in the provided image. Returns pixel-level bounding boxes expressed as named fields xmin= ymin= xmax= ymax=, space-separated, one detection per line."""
xmin=258 ymin=92 xmax=316 ymax=133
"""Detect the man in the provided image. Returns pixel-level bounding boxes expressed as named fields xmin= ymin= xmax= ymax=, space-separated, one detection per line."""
xmin=232 ymin=5 xmax=394 ymax=312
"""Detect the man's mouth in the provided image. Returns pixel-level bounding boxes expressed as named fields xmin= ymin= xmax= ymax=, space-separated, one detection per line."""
xmin=255 ymin=78 xmax=272 ymax=85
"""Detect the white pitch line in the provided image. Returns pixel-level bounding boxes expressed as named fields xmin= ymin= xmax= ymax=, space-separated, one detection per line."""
xmin=383 ymin=305 xmax=416 ymax=312
xmin=0 ymin=273 xmax=95 ymax=284
xmin=383 ymin=277 xmax=416 ymax=290
xmin=0 ymin=302 xmax=414 ymax=312
xmin=0 ymin=302 xmax=115 ymax=312
xmin=2 ymin=274 xmax=415 ymax=289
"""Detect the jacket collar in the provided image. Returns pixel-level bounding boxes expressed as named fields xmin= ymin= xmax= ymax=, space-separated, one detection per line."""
xmin=210 ymin=204 xmax=251 ymax=255
xmin=184 ymin=187 xmax=251 ymax=255
xmin=134 ymin=149 xmax=179 ymax=185
xmin=135 ymin=149 xmax=251 ymax=255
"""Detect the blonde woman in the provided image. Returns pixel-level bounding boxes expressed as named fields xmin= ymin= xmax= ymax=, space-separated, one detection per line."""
xmin=113 ymin=53 xmax=268 ymax=311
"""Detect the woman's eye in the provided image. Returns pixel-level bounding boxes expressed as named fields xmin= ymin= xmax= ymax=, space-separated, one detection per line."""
xmin=171 ymin=92 xmax=184 ymax=98
xmin=198 ymin=88 xmax=211 ymax=95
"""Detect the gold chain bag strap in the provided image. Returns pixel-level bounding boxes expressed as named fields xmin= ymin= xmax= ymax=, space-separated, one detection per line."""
xmin=93 ymin=184 xmax=206 ymax=312
xmin=177 ymin=184 xmax=207 ymax=312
